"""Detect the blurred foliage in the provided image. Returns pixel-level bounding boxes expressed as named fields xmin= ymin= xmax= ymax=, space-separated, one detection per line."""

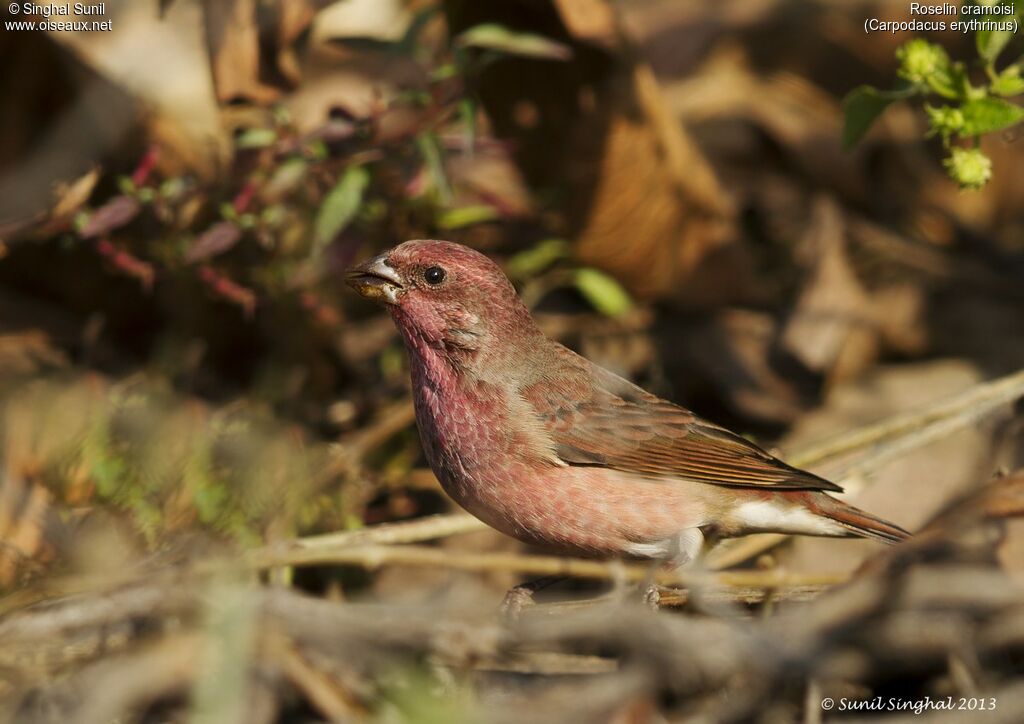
xmin=2 ymin=375 xmax=335 ymax=554
xmin=843 ymin=1 xmax=1024 ymax=189
xmin=2 ymin=1 xmax=1024 ymax=721
xmin=0 ymin=5 xmax=643 ymax=587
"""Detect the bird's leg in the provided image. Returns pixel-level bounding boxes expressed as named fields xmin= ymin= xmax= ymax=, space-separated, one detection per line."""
xmin=642 ymin=527 xmax=705 ymax=609
xmin=641 ymin=560 xmax=667 ymax=610
xmin=500 ymin=575 xmax=566 ymax=621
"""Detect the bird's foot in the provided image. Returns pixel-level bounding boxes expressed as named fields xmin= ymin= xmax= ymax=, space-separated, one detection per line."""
xmin=642 ymin=583 xmax=663 ymax=611
xmin=500 ymin=586 xmax=536 ymax=622
xmin=500 ymin=575 xmax=565 ymax=623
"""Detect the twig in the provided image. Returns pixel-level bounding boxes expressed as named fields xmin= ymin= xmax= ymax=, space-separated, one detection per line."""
xmin=784 ymin=366 xmax=1024 ymax=470
xmin=707 ymin=366 xmax=1024 ymax=569
xmin=270 ymin=632 xmax=366 ymax=722
xmin=242 ymin=543 xmax=847 ymax=589
xmin=269 ymin=513 xmax=484 ymax=552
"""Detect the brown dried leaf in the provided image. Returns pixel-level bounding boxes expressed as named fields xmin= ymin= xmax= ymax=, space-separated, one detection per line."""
xmin=779 ymin=196 xmax=877 ymax=384
xmin=202 ymin=0 xmax=279 ymax=104
xmin=0 ymin=473 xmax=52 ymax=586
xmin=553 ymin=0 xmax=619 ymax=50
xmin=51 ymin=168 xmax=100 ymax=220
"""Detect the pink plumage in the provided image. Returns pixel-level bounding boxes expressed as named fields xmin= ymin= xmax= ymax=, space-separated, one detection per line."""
xmin=347 ymin=240 xmax=909 ymax=565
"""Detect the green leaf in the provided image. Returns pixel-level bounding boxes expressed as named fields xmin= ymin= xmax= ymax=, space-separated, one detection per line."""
xmin=975 ymin=1 xmax=1017 ymax=63
xmin=958 ymin=96 xmax=1024 ymax=136
xmin=415 ymin=132 xmax=451 ymax=202
xmin=506 ymin=239 xmax=570 ymax=278
xmin=235 ymin=128 xmax=277 ymax=149
xmin=977 ymin=28 xmax=1015 ymax=65
xmin=436 ymin=205 xmax=499 ymax=229
xmin=456 ymin=23 xmax=571 ymax=61
xmin=313 ymin=165 xmax=369 ymax=251
xmin=991 ymin=65 xmax=1024 ymax=97
xmin=841 ymin=85 xmax=915 ymax=149
xmin=459 ymin=97 xmax=477 ymax=153
xmin=573 ymin=268 xmax=632 ymax=317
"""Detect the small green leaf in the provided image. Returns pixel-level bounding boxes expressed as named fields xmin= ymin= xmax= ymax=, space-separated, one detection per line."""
xmin=976 ymin=1 xmax=1017 ymax=63
xmin=219 ymin=202 xmax=238 ymax=221
xmin=573 ymin=268 xmax=632 ymax=317
xmin=436 ymin=205 xmax=499 ymax=229
xmin=235 ymin=128 xmax=277 ymax=149
xmin=313 ymin=165 xmax=369 ymax=251
xmin=456 ymin=23 xmax=571 ymax=61
xmin=977 ymin=28 xmax=1015 ymax=65
xmin=416 ymin=132 xmax=451 ymax=202
xmin=943 ymin=146 xmax=992 ymax=190
xmin=506 ymin=239 xmax=570 ymax=278
xmin=958 ymin=96 xmax=1024 ymax=136
xmin=991 ymin=65 xmax=1024 ymax=97
xmin=841 ymin=85 xmax=915 ymax=149
xmin=459 ymin=97 xmax=477 ymax=153
xmin=117 ymin=176 xmax=136 ymax=195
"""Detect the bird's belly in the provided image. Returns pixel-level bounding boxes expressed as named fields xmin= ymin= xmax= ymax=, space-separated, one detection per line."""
xmin=439 ymin=463 xmax=710 ymax=558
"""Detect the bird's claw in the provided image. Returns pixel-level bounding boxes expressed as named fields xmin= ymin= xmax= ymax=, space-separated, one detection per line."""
xmin=642 ymin=583 xmax=662 ymax=611
xmin=500 ymin=585 xmax=537 ymax=623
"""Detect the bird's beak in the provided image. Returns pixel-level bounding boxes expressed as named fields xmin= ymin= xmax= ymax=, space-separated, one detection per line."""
xmin=345 ymin=253 xmax=404 ymax=305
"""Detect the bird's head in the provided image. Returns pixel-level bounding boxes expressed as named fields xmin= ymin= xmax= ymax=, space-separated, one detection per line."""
xmin=346 ymin=240 xmax=539 ymax=359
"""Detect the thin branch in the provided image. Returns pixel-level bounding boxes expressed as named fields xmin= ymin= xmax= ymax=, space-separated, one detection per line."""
xmin=242 ymin=543 xmax=847 ymax=589
xmin=707 ymin=366 xmax=1024 ymax=569
xmin=785 ymin=366 xmax=1024 ymax=470
xmin=271 ymin=513 xmax=484 ymax=551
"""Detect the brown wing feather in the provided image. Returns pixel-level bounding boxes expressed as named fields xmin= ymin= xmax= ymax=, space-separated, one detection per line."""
xmin=522 ymin=353 xmax=842 ymax=493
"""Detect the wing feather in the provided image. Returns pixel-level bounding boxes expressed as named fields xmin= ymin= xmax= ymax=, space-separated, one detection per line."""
xmin=522 ymin=355 xmax=841 ymax=493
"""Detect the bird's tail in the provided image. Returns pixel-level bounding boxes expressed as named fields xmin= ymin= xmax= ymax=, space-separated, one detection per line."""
xmin=810 ymin=495 xmax=911 ymax=544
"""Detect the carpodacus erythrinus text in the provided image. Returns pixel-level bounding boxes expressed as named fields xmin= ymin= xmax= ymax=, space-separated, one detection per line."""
xmin=347 ymin=240 xmax=909 ymax=565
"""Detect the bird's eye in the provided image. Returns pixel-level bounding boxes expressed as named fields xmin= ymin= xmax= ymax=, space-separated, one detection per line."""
xmin=423 ymin=266 xmax=446 ymax=285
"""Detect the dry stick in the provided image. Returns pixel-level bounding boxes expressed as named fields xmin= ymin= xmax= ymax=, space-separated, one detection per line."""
xmin=706 ymin=366 xmax=1024 ymax=570
xmin=270 ymin=632 xmax=367 ymax=722
xmin=243 ymin=543 xmax=846 ymax=589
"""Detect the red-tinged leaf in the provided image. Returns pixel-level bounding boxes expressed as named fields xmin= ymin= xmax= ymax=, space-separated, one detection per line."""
xmin=232 ymin=182 xmax=257 ymax=213
xmin=299 ymin=292 xmax=341 ymax=327
xmin=198 ymin=266 xmax=257 ymax=318
xmin=95 ymin=238 xmax=155 ymax=290
xmin=79 ymin=196 xmax=141 ymax=238
xmin=186 ymin=221 xmax=242 ymax=263
xmin=130 ymin=146 xmax=160 ymax=186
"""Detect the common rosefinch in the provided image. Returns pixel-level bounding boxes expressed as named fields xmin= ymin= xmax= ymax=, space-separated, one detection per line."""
xmin=347 ymin=240 xmax=909 ymax=569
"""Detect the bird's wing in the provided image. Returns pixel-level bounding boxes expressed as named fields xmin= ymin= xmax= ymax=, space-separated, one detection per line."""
xmin=522 ymin=355 xmax=842 ymax=493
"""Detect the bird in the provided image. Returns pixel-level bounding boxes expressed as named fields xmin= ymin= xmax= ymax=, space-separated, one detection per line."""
xmin=346 ymin=240 xmax=909 ymax=587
